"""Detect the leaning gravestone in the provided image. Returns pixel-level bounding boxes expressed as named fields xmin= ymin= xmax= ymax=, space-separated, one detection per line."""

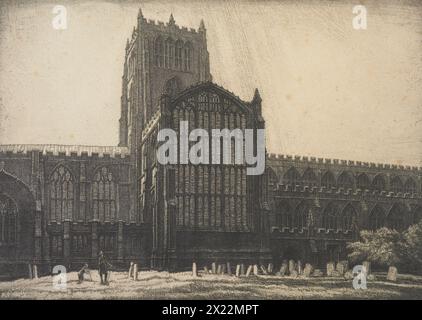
xmin=246 ymin=265 xmax=253 ymax=277
xmin=303 ymin=263 xmax=313 ymax=277
xmin=279 ymin=262 xmax=288 ymax=276
xmin=260 ymin=265 xmax=268 ymax=275
xmin=387 ymin=266 xmax=398 ymax=282
xmin=253 ymin=264 xmax=259 ymax=276
xmin=235 ymin=264 xmax=241 ymax=277
xmin=326 ymin=262 xmax=335 ymax=276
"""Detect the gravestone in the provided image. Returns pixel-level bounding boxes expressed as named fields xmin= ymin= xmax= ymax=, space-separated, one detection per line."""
xmin=387 ymin=266 xmax=397 ymax=282
xmin=128 ymin=262 xmax=134 ymax=279
xmin=246 ymin=265 xmax=253 ymax=277
xmin=192 ymin=262 xmax=198 ymax=277
xmin=297 ymin=260 xmax=303 ymax=275
xmin=268 ymin=263 xmax=274 ymax=274
xmin=28 ymin=264 xmax=33 ymax=279
xmin=288 ymin=260 xmax=296 ymax=274
xmin=303 ymin=263 xmax=313 ymax=277
xmin=134 ymin=264 xmax=138 ymax=280
xmin=33 ymin=265 xmax=38 ymax=279
xmin=227 ymin=263 xmax=232 ymax=276
xmin=336 ymin=261 xmax=348 ymax=276
xmin=362 ymin=261 xmax=371 ymax=276
xmin=326 ymin=262 xmax=335 ymax=276
xmin=253 ymin=264 xmax=259 ymax=276
xmin=290 ymin=270 xmax=298 ymax=278
xmin=312 ymin=269 xmax=323 ymax=277
xmin=211 ymin=262 xmax=217 ymax=274
xmin=279 ymin=262 xmax=288 ymax=276
xmin=260 ymin=265 xmax=268 ymax=275
xmin=217 ymin=264 xmax=222 ymax=274
xmin=240 ymin=264 xmax=245 ymax=276
xmin=235 ymin=264 xmax=241 ymax=277
xmin=204 ymin=266 xmax=209 ymax=274
xmin=344 ymin=270 xmax=353 ymax=280
xmin=221 ymin=264 xmax=226 ymax=275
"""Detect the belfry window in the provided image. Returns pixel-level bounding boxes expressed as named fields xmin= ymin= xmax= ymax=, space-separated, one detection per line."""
xmin=49 ymin=166 xmax=74 ymax=222
xmin=183 ymin=42 xmax=192 ymax=71
xmin=0 ymin=195 xmax=17 ymax=245
xmin=154 ymin=37 xmax=164 ymax=67
xmin=92 ymin=167 xmax=117 ymax=223
xmin=164 ymin=38 xmax=174 ymax=68
xmin=175 ymin=40 xmax=183 ymax=70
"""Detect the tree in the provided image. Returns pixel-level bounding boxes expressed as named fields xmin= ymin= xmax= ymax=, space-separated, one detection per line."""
xmin=401 ymin=220 xmax=422 ymax=272
xmin=347 ymin=228 xmax=404 ymax=268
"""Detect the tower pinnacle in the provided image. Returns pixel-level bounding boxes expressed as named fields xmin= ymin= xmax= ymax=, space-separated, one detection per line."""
xmin=169 ymin=13 xmax=175 ymax=25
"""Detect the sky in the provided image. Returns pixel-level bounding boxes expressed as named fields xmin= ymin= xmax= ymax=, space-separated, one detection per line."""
xmin=0 ymin=0 xmax=421 ymax=166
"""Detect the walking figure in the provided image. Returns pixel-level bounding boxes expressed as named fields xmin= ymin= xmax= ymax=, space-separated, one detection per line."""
xmin=98 ymin=251 xmax=112 ymax=285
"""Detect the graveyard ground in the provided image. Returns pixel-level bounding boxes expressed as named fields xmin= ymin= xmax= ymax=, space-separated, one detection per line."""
xmin=1 ymin=270 xmax=422 ymax=299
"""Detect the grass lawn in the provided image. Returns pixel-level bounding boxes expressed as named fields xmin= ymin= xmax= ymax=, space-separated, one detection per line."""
xmin=0 ymin=270 xmax=422 ymax=299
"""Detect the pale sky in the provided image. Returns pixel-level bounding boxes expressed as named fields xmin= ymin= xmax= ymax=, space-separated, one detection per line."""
xmin=0 ymin=0 xmax=421 ymax=166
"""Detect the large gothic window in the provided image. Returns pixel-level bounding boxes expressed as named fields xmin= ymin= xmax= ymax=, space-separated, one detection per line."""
xmin=369 ymin=205 xmax=385 ymax=230
xmin=175 ymin=40 xmax=183 ymax=70
xmin=357 ymin=173 xmax=370 ymax=190
xmin=386 ymin=204 xmax=405 ymax=231
xmin=0 ymin=195 xmax=17 ymax=245
xmin=404 ymin=178 xmax=417 ymax=194
xmin=337 ymin=171 xmax=354 ymax=190
xmin=183 ymin=42 xmax=193 ymax=71
xmin=283 ymin=167 xmax=300 ymax=186
xmin=154 ymin=36 xmax=164 ymax=67
xmin=321 ymin=202 xmax=338 ymax=230
xmin=164 ymin=38 xmax=174 ymax=68
xmin=276 ymin=201 xmax=292 ymax=228
xmin=390 ymin=176 xmax=403 ymax=193
xmin=321 ymin=171 xmax=336 ymax=189
xmin=372 ymin=174 xmax=386 ymax=192
xmin=341 ymin=204 xmax=357 ymax=231
xmin=302 ymin=168 xmax=317 ymax=187
xmin=49 ymin=166 xmax=74 ymax=222
xmin=92 ymin=167 xmax=118 ymax=223
xmin=294 ymin=201 xmax=310 ymax=229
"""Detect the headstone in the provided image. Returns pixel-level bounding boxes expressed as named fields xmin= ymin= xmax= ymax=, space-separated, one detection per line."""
xmin=303 ymin=263 xmax=313 ymax=277
xmin=336 ymin=261 xmax=347 ymax=276
xmin=192 ymin=262 xmax=198 ymax=277
xmin=260 ymin=265 xmax=268 ymax=275
xmin=297 ymin=260 xmax=303 ymax=275
xmin=246 ymin=265 xmax=253 ymax=277
xmin=279 ymin=262 xmax=288 ymax=276
xmin=33 ymin=265 xmax=38 ymax=279
xmin=288 ymin=260 xmax=296 ymax=274
xmin=253 ymin=264 xmax=259 ymax=276
xmin=204 ymin=266 xmax=209 ymax=274
xmin=362 ymin=261 xmax=371 ymax=276
xmin=128 ymin=262 xmax=134 ymax=279
xmin=28 ymin=264 xmax=33 ymax=279
xmin=267 ymin=263 xmax=274 ymax=274
xmin=387 ymin=266 xmax=397 ymax=282
xmin=344 ymin=270 xmax=353 ymax=280
xmin=235 ymin=264 xmax=241 ymax=277
xmin=240 ymin=264 xmax=245 ymax=276
xmin=211 ymin=262 xmax=217 ymax=274
xmin=221 ymin=264 xmax=226 ymax=275
xmin=217 ymin=264 xmax=222 ymax=274
xmin=326 ymin=262 xmax=335 ymax=276
xmin=133 ymin=264 xmax=138 ymax=281
xmin=226 ymin=263 xmax=232 ymax=276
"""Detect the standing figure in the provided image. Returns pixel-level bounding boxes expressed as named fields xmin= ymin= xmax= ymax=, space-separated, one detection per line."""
xmin=98 ymin=251 xmax=110 ymax=285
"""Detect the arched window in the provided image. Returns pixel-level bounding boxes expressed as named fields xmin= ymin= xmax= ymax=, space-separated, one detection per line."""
xmin=404 ymin=178 xmax=417 ymax=194
xmin=183 ymin=42 xmax=193 ymax=71
xmin=372 ymin=174 xmax=386 ymax=192
xmin=321 ymin=171 xmax=336 ymax=189
xmin=321 ymin=202 xmax=338 ymax=230
xmin=49 ymin=166 xmax=74 ymax=222
xmin=357 ymin=173 xmax=370 ymax=190
xmin=0 ymin=194 xmax=17 ymax=245
xmin=302 ymin=168 xmax=317 ymax=187
xmin=337 ymin=171 xmax=354 ymax=190
xmin=341 ymin=204 xmax=357 ymax=231
xmin=294 ymin=201 xmax=310 ymax=229
xmin=386 ymin=204 xmax=405 ymax=231
xmin=175 ymin=40 xmax=183 ymax=70
xmin=390 ymin=176 xmax=403 ymax=193
xmin=164 ymin=38 xmax=174 ymax=68
xmin=283 ymin=167 xmax=300 ymax=186
xmin=154 ymin=37 xmax=164 ymax=67
xmin=276 ymin=201 xmax=292 ymax=228
xmin=266 ymin=168 xmax=278 ymax=189
xmin=92 ymin=167 xmax=117 ymax=223
xmin=369 ymin=205 xmax=385 ymax=230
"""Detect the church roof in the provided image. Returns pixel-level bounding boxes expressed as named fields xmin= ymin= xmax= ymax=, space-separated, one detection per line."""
xmin=0 ymin=144 xmax=129 ymax=158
